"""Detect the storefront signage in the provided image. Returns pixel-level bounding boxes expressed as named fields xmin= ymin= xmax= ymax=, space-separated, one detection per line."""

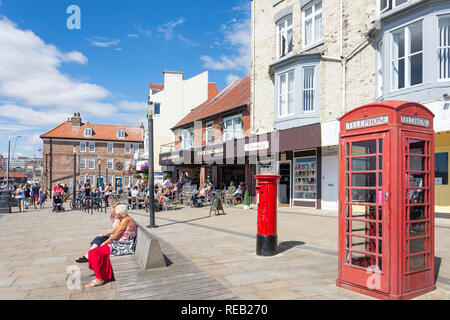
xmin=197 ymin=147 xmax=223 ymax=157
xmin=161 ymin=154 xmax=181 ymax=161
xmin=245 ymin=141 xmax=269 ymax=152
xmin=345 ymin=115 xmax=389 ymax=131
xmin=401 ymin=115 xmax=430 ymax=128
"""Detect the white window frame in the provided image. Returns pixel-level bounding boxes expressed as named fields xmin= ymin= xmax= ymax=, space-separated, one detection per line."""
xmin=438 ymin=15 xmax=450 ymax=81
xmin=124 ymin=143 xmax=131 ymax=154
xmin=84 ymin=128 xmax=93 ymax=137
xmin=79 ymin=175 xmax=86 ymax=185
xmin=133 ymin=144 xmax=139 ymax=154
xmin=278 ymin=70 xmax=295 ymax=118
xmin=89 ymin=142 xmax=95 ymax=153
xmin=390 ymin=21 xmax=423 ymax=91
xmin=276 ymin=15 xmax=293 ymax=59
xmin=107 ymin=158 xmax=113 ymax=170
xmin=302 ymin=66 xmax=316 ymax=113
xmin=107 ymin=143 xmax=114 ymax=154
xmin=88 ymin=158 xmax=95 ymax=170
xmin=302 ymin=0 xmax=322 ymax=49
xmin=182 ymin=128 xmax=194 ymax=149
xmin=80 ymin=158 xmax=86 ymax=170
xmin=124 ymin=176 xmax=130 ymax=188
xmin=205 ymin=121 xmax=215 ymax=145
xmin=117 ymin=130 xmax=126 ymax=139
xmin=378 ymin=0 xmax=408 ymax=15
xmin=88 ymin=176 xmax=94 ymax=184
xmin=376 ymin=40 xmax=384 ymax=98
xmin=80 ymin=141 xmax=86 ymax=153
xmin=223 ymin=114 xmax=243 ymax=141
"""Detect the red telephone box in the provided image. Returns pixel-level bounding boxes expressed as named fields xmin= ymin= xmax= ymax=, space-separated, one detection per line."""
xmin=336 ymin=101 xmax=436 ymax=300
xmin=255 ymin=174 xmax=281 ymax=256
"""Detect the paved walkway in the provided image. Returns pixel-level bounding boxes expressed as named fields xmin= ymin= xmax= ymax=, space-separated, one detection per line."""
xmin=1 ymin=204 xmax=450 ymax=300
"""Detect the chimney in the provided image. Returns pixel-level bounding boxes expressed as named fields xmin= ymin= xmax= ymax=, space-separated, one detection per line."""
xmin=71 ymin=113 xmax=82 ymax=127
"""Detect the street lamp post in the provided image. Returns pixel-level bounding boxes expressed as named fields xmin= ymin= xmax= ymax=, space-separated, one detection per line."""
xmin=147 ymin=100 xmax=157 ymax=228
xmin=73 ymin=147 xmax=77 ymax=203
xmin=97 ymin=156 xmax=101 ymax=190
xmin=6 ymin=139 xmax=10 ymax=190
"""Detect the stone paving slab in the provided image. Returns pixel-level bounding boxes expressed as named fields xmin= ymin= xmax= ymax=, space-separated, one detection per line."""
xmin=1 ymin=204 xmax=450 ymax=300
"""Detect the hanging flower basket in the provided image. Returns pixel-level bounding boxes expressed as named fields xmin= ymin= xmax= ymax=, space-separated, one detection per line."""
xmin=178 ymin=135 xmax=182 ymax=142
xmin=217 ymin=121 xmax=224 ymax=130
xmin=189 ymin=129 xmax=194 ymax=136
xmin=236 ymin=117 xmax=243 ymax=125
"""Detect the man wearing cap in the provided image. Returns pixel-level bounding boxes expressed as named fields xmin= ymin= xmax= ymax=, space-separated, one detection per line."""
xmin=53 ymin=182 xmax=64 ymax=197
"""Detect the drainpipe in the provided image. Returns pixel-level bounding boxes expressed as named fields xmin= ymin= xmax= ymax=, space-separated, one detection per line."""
xmin=341 ymin=0 xmax=346 ymax=115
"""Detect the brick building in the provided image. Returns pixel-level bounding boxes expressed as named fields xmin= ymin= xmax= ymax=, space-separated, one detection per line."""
xmin=251 ymin=0 xmax=450 ymax=211
xmin=159 ymin=75 xmax=256 ymax=193
xmin=40 ymin=113 xmax=144 ymax=194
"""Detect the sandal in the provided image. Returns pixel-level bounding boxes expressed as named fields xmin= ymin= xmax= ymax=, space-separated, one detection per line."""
xmin=85 ymin=279 xmax=104 ymax=288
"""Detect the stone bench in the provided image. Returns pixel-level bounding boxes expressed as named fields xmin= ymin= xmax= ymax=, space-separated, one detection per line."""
xmin=110 ymin=222 xmax=167 ymax=271
xmin=109 ymin=220 xmax=237 ymax=300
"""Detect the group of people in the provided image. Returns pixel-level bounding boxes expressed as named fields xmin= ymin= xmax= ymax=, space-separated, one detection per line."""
xmin=15 ymin=183 xmax=48 ymax=212
xmin=189 ymin=180 xmax=215 ymax=207
xmin=75 ymin=202 xmax=137 ymax=288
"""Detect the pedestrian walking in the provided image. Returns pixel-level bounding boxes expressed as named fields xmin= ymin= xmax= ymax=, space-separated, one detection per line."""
xmin=38 ymin=187 xmax=47 ymax=209
xmin=15 ymin=185 xmax=25 ymax=213
xmin=31 ymin=183 xmax=40 ymax=209
xmin=24 ymin=184 xmax=31 ymax=209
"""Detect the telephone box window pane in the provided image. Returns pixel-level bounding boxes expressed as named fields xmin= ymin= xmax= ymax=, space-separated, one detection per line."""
xmin=379 ymin=156 xmax=383 ymax=171
xmin=378 ymin=223 xmax=383 ymax=237
xmin=409 ymin=173 xmax=425 ymax=188
xmin=378 ymin=240 xmax=383 ymax=255
xmin=346 ymin=158 xmax=350 ymax=171
xmin=379 ymin=173 xmax=383 ymax=187
xmin=346 ymin=220 xmax=350 ymax=233
xmin=352 ymin=140 xmax=377 ymax=155
xmin=351 ymin=220 xmax=376 ymax=237
xmin=409 ymin=189 xmax=425 ymax=204
xmin=410 ymin=156 xmax=425 ymax=171
xmin=346 ymin=204 xmax=350 ymax=217
xmin=352 ymin=238 xmax=377 ymax=254
xmin=351 ymin=205 xmax=376 ymax=219
xmin=378 ymin=257 xmax=383 ymax=272
xmin=410 ymin=222 xmax=426 ymax=237
xmin=352 ymin=173 xmax=377 ymax=187
xmin=346 ymin=174 xmax=350 ymax=187
xmin=346 ymin=143 xmax=350 ymax=156
xmin=410 ymin=238 xmax=426 ymax=254
xmin=410 ymin=206 xmax=426 ymax=221
xmin=346 ymin=236 xmax=350 ymax=248
xmin=409 ymin=140 xmax=425 ymax=154
xmin=378 ymin=206 xmax=383 ymax=221
xmin=351 ymin=252 xmax=375 ymax=268
xmin=378 ymin=139 xmax=383 ymax=153
xmin=351 ymin=189 xmax=377 ymax=203
xmin=352 ymin=157 xmax=377 ymax=171
xmin=410 ymin=254 xmax=426 ymax=271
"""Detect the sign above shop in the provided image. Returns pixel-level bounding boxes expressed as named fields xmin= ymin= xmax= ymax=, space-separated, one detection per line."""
xmin=245 ymin=141 xmax=269 ymax=152
xmin=161 ymin=154 xmax=181 ymax=161
xmin=345 ymin=115 xmax=389 ymax=131
xmin=401 ymin=115 xmax=430 ymax=128
xmin=197 ymin=147 xmax=223 ymax=157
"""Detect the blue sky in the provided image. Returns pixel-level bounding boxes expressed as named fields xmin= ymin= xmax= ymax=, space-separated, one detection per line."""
xmin=0 ymin=0 xmax=250 ymax=158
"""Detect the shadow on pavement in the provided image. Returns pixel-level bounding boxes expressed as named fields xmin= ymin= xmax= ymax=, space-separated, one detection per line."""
xmin=277 ymin=241 xmax=306 ymax=254
xmin=435 ymin=257 xmax=442 ymax=284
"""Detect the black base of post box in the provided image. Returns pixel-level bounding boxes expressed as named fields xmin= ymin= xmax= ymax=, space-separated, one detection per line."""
xmin=256 ymin=234 xmax=277 ymax=256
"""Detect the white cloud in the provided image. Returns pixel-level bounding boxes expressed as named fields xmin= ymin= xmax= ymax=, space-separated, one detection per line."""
xmin=88 ymin=36 xmax=120 ymax=48
xmin=200 ymin=12 xmax=250 ymax=74
xmin=226 ymin=74 xmax=240 ymax=85
xmin=134 ymin=24 xmax=152 ymax=37
xmin=157 ymin=17 xmax=186 ymax=41
xmin=178 ymin=34 xmax=199 ymax=47
xmin=127 ymin=33 xmax=139 ymax=38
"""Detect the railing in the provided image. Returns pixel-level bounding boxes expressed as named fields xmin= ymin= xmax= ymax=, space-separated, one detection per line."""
xmin=160 ymin=142 xmax=176 ymax=153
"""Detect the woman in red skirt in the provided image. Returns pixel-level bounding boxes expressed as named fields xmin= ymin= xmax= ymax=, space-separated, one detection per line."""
xmin=86 ymin=204 xmax=137 ymax=287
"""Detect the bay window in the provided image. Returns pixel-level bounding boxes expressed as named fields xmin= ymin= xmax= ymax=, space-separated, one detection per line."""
xmin=278 ymin=70 xmax=295 ymax=117
xmin=303 ymin=0 xmax=322 ymax=48
xmin=302 ymin=67 xmax=316 ymax=112
xmin=277 ymin=15 xmax=293 ymax=58
xmin=379 ymin=0 xmax=408 ymax=14
xmin=391 ymin=22 xmax=423 ymax=90
xmin=438 ymin=16 xmax=450 ymax=80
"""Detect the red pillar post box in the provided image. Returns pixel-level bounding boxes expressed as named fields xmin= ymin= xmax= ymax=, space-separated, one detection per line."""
xmin=336 ymin=101 xmax=436 ymax=300
xmin=255 ymin=174 xmax=281 ymax=256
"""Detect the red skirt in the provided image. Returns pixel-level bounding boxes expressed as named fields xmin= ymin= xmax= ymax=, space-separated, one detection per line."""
xmin=88 ymin=245 xmax=114 ymax=281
